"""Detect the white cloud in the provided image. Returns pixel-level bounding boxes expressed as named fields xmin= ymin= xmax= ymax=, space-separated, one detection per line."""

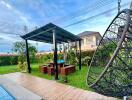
xmin=0 ymin=0 xmax=12 ymax=9
xmin=0 ymin=0 xmax=30 ymax=26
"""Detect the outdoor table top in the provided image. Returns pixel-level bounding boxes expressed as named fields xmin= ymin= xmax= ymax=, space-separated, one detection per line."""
xmin=49 ymin=60 xmax=65 ymax=64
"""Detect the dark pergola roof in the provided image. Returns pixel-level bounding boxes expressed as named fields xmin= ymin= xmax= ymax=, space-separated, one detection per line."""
xmin=21 ymin=23 xmax=81 ymax=43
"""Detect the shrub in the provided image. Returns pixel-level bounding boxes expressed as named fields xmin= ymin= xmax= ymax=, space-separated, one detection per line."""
xmin=17 ymin=61 xmax=27 ymax=72
xmin=66 ymin=49 xmax=77 ymax=65
xmin=66 ymin=49 xmax=94 ymax=66
xmin=0 ymin=55 xmax=18 ymax=66
xmin=0 ymin=51 xmax=94 ymax=66
xmin=81 ymin=51 xmax=94 ymax=65
xmin=94 ymin=42 xmax=116 ymax=67
xmin=36 ymin=53 xmax=53 ymax=64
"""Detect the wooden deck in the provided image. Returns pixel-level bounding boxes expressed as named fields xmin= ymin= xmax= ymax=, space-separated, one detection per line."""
xmin=3 ymin=72 xmax=116 ymax=100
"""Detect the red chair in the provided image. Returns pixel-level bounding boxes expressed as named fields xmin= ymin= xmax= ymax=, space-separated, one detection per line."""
xmin=60 ymin=65 xmax=76 ymax=75
xmin=39 ymin=65 xmax=48 ymax=74
xmin=47 ymin=67 xmax=54 ymax=75
xmin=41 ymin=66 xmax=48 ymax=73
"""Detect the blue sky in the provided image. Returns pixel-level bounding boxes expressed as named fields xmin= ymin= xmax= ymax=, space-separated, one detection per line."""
xmin=0 ymin=0 xmax=131 ymax=53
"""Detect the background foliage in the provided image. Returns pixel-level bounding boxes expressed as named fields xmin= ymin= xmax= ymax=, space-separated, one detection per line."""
xmin=2 ymin=41 xmax=116 ymax=66
xmin=0 ymin=55 xmax=18 ymax=66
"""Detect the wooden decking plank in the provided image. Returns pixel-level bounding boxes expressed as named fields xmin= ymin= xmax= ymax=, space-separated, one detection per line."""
xmin=3 ymin=72 xmax=116 ymax=100
xmin=42 ymin=82 xmax=71 ymax=99
xmin=50 ymin=84 xmax=72 ymax=99
xmin=0 ymin=76 xmax=42 ymax=100
xmin=57 ymin=87 xmax=78 ymax=100
xmin=61 ymin=88 xmax=83 ymax=100
xmin=70 ymin=89 xmax=85 ymax=100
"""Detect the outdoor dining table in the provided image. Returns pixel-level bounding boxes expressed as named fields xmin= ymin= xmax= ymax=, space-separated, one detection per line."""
xmin=47 ymin=60 xmax=65 ymax=75
xmin=49 ymin=60 xmax=65 ymax=67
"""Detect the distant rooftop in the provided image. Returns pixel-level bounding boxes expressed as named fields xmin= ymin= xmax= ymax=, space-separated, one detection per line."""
xmin=77 ymin=31 xmax=101 ymax=37
xmin=0 ymin=53 xmax=18 ymax=57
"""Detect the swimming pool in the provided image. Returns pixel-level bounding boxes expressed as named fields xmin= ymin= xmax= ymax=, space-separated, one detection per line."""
xmin=0 ymin=85 xmax=15 ymax=100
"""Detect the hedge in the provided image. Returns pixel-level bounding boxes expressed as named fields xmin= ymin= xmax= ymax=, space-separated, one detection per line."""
xmin=0 ymin=51 xmax=95 ymax=66
xmin=0 ymin=56 xmax=18 ymax=66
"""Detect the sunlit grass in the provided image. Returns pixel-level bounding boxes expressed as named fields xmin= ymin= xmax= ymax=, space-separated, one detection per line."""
xmin=0 ymin=65 xmax=18 ymax=74
xmin=30 ymin=63 xmax=54 ymax=80
xmin=59 ymin=66 xmax=89 ymax=90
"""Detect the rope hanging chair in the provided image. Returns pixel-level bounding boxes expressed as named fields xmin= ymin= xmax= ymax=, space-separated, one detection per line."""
xmin=87 ymin=9 xmax=132 ymax=97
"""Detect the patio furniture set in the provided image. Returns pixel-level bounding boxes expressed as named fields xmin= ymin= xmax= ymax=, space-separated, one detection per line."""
xmin=39 ymin=60 xmax=76 ymax=76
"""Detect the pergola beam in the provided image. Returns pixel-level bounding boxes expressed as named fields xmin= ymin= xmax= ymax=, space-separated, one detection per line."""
xmin=30 ymin=36 xmax=55 ymax=43
xmin=46 ymin=31 xmax=69 ymax=43
xmin=29 ymin=32 xmax=69 ymax=43
xmin=23 ymin=27 xmax=55 ymax=40
xmin=39 ymin=32 xmax=68 ymax=43
xmin=56 ymin=27 xmax=80 ymax=41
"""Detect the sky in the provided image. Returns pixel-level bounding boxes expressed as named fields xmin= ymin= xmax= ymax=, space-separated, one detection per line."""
xmin=0 ymin=0 xmax=131 ymax=53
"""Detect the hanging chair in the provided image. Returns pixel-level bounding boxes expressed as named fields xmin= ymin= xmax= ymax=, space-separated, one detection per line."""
xmin=87 ymin=9 xmax=132 ymax=97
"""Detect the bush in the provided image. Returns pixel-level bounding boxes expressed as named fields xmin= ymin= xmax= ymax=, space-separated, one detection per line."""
xmin=10 ymin=56 xmax=18 ymax=65
xmin=0 ymin=51 xmax=94 ymax=66
xmin=36 ymin=53 xmax=53 ymax=64
xmin=67 ymin=49 xmax=77 ymax=65
xmin=0 ymin=55 xmax=18 ymax=66
xmin=66 ymin=49 xmax=94 ymax=66
xmin=94 ymin=42 xmax=116 ymax=67
xmin=81 ymin=51 xmax=94 ymax=65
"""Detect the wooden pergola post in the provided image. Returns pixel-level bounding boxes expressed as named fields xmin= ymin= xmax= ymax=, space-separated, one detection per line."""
xmin=53 ymin=29 xmax=59 ymax=80
xmin=25 ymin=39 xmax=31 ymax=73
xmin=79 ymin=40 xmax=82 ymax=70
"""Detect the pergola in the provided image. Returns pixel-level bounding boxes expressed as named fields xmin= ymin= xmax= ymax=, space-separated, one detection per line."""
xmin=21 ymin=23 xmax=82 ymax=80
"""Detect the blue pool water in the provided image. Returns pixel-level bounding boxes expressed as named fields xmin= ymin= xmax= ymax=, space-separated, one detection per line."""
xmin=0 ymin=85 xmax=15 ymax=100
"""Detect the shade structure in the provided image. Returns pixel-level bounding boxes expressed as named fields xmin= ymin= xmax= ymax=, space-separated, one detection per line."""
xmin=87 ymin=9 xmax=132 ymax=97
xmin=21 ymin=23 xmax=81 ymax=43
xmin=21 ymin=23 xmax=82 ymax=80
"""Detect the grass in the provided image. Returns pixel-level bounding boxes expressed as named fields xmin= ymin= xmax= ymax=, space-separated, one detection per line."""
xmin=30 ymin=64 xmax=54 ymax=80
xmin=0 ymin=65 xmax=18 ymax=74
xmin=59 ymin=66 xmax=90 ymax=90
xmin=0 ymin=64 xmax=103 ymax=91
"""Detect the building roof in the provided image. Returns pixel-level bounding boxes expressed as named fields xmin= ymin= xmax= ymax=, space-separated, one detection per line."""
xmin=21 ymin=23 xmax=81 ymax=44
xmin=77 ymin=31 xmax=101 ymax=37
xmin=0 ymin=53 xmax=18 ymax=57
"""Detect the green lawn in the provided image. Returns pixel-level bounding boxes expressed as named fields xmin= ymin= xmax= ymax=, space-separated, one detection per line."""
xmin=0 ymin=65 xmax=18 ymax=74
xmin=0 ymin=64 xmax=103 ymax=91
xmin=59 ymin=66 xmax=90 ymax=90
xmin=30 ymin=64 xmax=54 ymax=80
